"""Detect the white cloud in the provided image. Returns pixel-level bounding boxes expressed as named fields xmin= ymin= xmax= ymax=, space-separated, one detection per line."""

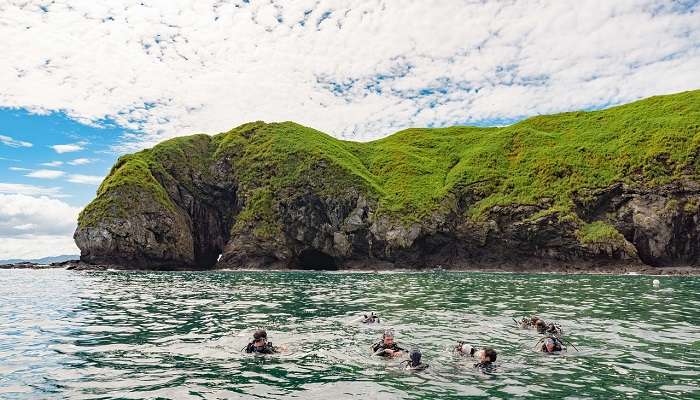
xmin=0 ymin=1 xmax=698 ymax=148
xmin=52 ymin=143 xmax=85 ymax=154
xmin=26 ymin=169 xmax=65 ymax=179
xmin=66 ymin=174 xmax=103 ymax=185
xmin=0 ymin=134 xmax=32 ymax=148
xmin=9 ymin=167 xmax=31 ymax=171
xmin=41 ymin=161 xmax=64 ymax=167
xmin=67 ymin=158 xmax=94 ymax=165
xmin=0 ymin=182 xmax=67 ymax=197
xmin=13 ymin=223 xmax=36 ymax=230
xmin=0 ymin=235 xmax=79 ymax=260
xmin=0 ymin=194 xmax=80 ymax=259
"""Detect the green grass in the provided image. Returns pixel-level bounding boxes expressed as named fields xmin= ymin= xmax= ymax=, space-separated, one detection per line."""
xmin=78 ymin=155 xmax=177 ymax=226
xmin=80 ymin=89 xmax=700 ymax=230
xmin=576 ymin=221 xmax=626 ymax=246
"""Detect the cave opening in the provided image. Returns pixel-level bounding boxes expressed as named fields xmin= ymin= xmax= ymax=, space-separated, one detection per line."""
xmin=297 ymin=249 xmax=337 ymax=270
xmin=194 ymin=246 xmax=223 ymax=269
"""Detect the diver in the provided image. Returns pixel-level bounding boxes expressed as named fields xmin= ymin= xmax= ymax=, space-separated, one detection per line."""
xmin=540 ymin=336 xmax=565 ymax=353
xmin=474 ymin=348 xmax=498 ymax=368
xmin=519 ymin=317 xmax=563 ymax=336
xmin=539 ymin=321 xmax=563 ymax=336
xmin=371 ymin=329 xmax=406 ymax=357
xmin=360 ymin=312 xmax=380 ymax=324
xmin=455 ymin=342 xmax=497 ymax=368
xmin=401 ymin=348 xmax=429 ymax=371
xmin=244 ymin=329 xmax=278 ymax=354
xmin=518 ymin=316 xmax=540 ymax=329
xmin=534 ymin=319 xmax=548 ymax=333
xmin=454 ymin=341 xmax=477 ymax=357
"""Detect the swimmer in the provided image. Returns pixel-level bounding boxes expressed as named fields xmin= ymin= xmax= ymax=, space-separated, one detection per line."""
xmin=517 ymin=316 xmax=540 ymax=329
xmin=518 ymin=316 xmax=563 ymax=335
xmin=454 ymin=341 xmax=477 ymax=357
xmin=474 ymin=348 xmax=497 ymax=368
xmin=401 ymin=349 xmax=429 ymax=371
xmin=244 ymin=329 xmax=278 ymax=354
xmin=359 ymin=312 xmax=380 ymax=324
xmin=542 ymin=321 xmax=563 ymax=336
xmin=371 ymin=329 xmax=406 ymax=357
xmin=534 ymin=319 xmax=547 ymax=333
xmin=540 ymin=336 xmax=565 ymax=353
xmin=455 ymin=342 xmax=497 ymax=368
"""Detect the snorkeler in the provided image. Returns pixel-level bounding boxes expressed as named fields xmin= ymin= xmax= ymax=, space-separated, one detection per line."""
xmin=474 ymin=348 xmax=497 ymax=368
xmin=540 ymin=336 xmax=565 ymax=353
xmin=455 ymin=342 xmax=497 ymax=368
xmin=401 ymin=349 xmax=429 ymax=371
xmin=518 ymin=316 xmax=563 ymax=335
xmin=371 ymin=329 xmax=406 ymax=357
xmin=454 ymin=341 xmax=477 ymax=357
xmin=244 ymin=329 xmax=278 ymax=354
xmin=518 ymin=316 xmax=540 ymax=329
xmin=360 ymin=312 xmax=380 ymax=324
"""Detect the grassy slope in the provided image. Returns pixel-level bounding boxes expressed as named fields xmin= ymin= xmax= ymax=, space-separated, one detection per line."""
xmin=79 ymin=90 xmax=700 ymax=231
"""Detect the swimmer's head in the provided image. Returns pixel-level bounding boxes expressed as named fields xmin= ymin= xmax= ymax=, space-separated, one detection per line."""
xmin=544 ymin=337 xmax=556 ymax=352
xmin=535 ymin=319 xmax=546 ymax=333
xmin=482 ymin=348 xmax=497 ymax=363
xmin=409 ymin=349 xmax=422 ymax=365
xmin=252 ymin=329 xmax=268 ymax=348
xmin=382 ymin=329 xmax=395 ymax=345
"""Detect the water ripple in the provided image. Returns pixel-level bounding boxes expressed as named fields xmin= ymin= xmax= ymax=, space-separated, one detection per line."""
xmin=0 ymin=270 xmax=699 ymax=399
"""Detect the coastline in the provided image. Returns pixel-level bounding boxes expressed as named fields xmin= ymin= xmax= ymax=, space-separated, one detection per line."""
xmin=2 ymin=260 xmax=698 ymax=276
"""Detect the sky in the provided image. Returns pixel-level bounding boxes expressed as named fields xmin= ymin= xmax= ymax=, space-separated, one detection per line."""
xmin=1 ymin=0 xmax=699 ymax=260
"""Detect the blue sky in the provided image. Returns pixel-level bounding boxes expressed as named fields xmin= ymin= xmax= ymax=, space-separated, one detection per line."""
xmin=0 ymin=108 xmax=122 ymax=207
xmin=0 ymin=0 xmax=699 ymax=260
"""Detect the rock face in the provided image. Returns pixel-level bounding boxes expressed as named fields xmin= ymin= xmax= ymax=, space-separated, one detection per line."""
xmin=74 ymin=91 xmax=700 ymax=271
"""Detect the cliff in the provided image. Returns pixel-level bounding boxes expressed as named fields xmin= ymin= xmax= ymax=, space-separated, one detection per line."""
xmin=75 ymin=90 xmax=700 ymax=271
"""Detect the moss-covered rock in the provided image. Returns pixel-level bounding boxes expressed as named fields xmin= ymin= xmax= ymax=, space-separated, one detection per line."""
xmin=75 ymin=90 xmax=700 ymax=269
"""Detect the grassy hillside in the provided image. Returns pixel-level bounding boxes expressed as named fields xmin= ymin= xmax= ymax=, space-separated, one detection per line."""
xmin=80 ymin=89 xmax=700 ymax=228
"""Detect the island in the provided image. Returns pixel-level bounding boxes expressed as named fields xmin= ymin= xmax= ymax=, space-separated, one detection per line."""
xmin=73 ymin=90 xmax=700 ymax=273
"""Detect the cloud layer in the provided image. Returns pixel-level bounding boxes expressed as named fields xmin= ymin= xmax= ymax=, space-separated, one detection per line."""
xmin=1 ymin=0 xmax=699 ymax=260
xmin=1 ymin=0 xmax=698 ymax=149
xmin=0 ymin=194 xmax=80 ymax=259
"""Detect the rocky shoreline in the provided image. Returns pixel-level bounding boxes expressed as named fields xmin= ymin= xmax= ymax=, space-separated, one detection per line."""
xmin=0 ymin=262 xmax=66 ymax=270
xmin=2 ymin=260 xmax=697 ymax=276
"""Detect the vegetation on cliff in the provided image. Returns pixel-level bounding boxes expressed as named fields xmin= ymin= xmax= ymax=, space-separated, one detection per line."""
xmin=79 ymin=90 xmax=700 ymax=244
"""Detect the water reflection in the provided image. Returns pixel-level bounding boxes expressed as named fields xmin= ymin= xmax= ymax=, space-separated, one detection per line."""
xmin=0 ymin=270 xmax=698 ymax=399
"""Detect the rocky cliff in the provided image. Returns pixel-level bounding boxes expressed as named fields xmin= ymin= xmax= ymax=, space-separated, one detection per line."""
xmin=75 ymin=90 xmax=700 ymax=271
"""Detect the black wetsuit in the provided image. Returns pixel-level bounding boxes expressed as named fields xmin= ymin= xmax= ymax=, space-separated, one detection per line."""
xmin=245 ymin=342 xmax=277 ymax=354
xmin=403 ymin=361 xmax=429 ymax=371
xmin=362 ymin=316 xmax=380 ymax=323
xmin=474 ymin=361 xmax=495 ymax=370
xmin=372 ymin=342 xmax=405 ymax=356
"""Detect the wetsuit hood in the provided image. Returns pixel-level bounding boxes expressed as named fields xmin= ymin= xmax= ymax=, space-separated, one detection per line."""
xmin=409 ymin=349 xmax=422 ymax=366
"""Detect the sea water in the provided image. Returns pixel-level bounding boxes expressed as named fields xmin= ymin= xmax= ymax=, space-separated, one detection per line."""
xmin=1 ymin=270 xmax=698 ymax=399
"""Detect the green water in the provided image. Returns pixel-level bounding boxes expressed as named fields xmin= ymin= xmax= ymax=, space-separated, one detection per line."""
xmin=1 ymin=270 xmax=698 ymax=399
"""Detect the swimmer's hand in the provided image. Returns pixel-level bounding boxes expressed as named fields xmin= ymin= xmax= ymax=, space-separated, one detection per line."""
xmin=384 ymin=349 xmax=403 ymax=357
xmin=268 ymin=344 xmax=288 ymax=353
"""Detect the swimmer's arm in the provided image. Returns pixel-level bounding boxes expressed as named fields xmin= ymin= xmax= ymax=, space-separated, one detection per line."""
xmin=271 ymin=344 xmax=288 ymax=353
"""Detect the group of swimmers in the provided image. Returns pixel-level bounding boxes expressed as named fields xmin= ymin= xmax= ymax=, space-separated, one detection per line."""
xmin=244 ymin=313 xmax=572 ymax=370
xmin=369 ymin=328 xmax=498 ymax=371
